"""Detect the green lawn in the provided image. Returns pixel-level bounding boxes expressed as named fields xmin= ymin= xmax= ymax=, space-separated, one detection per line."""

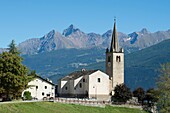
xmin=0 ymin=102 xmax=147 ymax=113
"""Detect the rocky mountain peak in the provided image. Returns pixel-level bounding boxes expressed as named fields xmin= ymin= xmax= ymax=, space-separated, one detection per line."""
xmin=140 ymin=28 xmax=149 ymax=34
xmin=102 ymin=30 xmax=112 ymax=38
xmin=40 ymin=30 xmax=55 ymax=40
xmin=62 ymin=24 xmax=81 ymax=37
xmin=13 ymin=24 xmax=170 ymax=55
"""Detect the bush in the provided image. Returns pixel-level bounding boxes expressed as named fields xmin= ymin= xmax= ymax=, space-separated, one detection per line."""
xmin=23 ymin=91 xmax=32 ymax=100
xmin=112 ymin=83 xmax=132 ymax=103
xmin=133 ymin=87 xmax=145 ymax=103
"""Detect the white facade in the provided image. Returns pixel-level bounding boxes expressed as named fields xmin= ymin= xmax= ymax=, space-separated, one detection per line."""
xmin=58 ymin=70 xmax=110 ymax=100
xmin=22 ymin=77 xmax=55 ymax=100
xmin=88 ymin=70 xmax=110 ymax=100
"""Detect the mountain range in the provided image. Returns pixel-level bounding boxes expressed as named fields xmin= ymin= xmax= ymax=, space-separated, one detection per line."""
xmin=22 ymin=39 xmax=170 ymax=90
xmin=1 ymin=24 xmax=170 ymax=90
xmin=15 ymin=24 xmax=170 ymax=55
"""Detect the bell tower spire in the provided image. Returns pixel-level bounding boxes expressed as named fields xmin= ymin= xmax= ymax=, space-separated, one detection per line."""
xmin=110 ymin=18 xmax=119 ymax=52
xmin=106 ymin=19 xmax=124 ymax=94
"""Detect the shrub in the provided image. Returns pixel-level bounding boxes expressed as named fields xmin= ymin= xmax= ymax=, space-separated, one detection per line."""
xmin=23 ymin=91 xmax=32 ymax=100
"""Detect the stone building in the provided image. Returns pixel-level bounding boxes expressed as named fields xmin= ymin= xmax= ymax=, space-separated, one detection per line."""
xmin=58 ymin=20 xmax=124 ymax=100
xmin=58 ymin=70 xmax=110 ymax=100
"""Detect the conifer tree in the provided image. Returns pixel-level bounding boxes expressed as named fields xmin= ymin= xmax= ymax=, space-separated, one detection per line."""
xmin=8 ymin=40 xmax=20 ymax=55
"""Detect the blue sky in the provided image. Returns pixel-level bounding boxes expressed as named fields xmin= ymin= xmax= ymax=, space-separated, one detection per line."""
xmin=0 ymin=0 xmax=170 ymax=48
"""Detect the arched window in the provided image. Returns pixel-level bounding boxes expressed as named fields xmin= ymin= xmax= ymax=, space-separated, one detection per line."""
xmin=108 ymin=56 xmax=111 ymax=62
xmin=116 ymin=56 xmax=121 ymax=62
xmin=98 ymin=78 xmax=101 ymax=83
xmin=79 ymin=83 xmax=82 ymax=88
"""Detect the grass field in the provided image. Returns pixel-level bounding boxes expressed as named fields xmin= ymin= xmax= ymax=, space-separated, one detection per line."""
xmin=0 ymin=102 xmax=147 ymax=113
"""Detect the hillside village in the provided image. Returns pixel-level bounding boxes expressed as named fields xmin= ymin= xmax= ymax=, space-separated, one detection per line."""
xmin=18 ymin=20 xmax=124 ymax=101
xmin=0 ymin=21 xmax=170 ymax=113
xmin=1 ymin=20 xmax=124 ymax=101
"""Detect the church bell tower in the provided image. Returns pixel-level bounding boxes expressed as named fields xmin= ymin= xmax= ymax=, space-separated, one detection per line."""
xmin=106 ymin=19 xmax=124 ymax=93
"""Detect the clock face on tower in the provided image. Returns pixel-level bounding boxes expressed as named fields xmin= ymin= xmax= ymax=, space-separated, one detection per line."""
xmin=108 ymin=62 xmax=111 ymax=67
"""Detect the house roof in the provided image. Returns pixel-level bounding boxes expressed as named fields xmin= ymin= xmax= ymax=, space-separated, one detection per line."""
xmin=61 ymin=70 xmax=98 ymax=80
xmin=35 ymin=76 xmax=55 ymax=86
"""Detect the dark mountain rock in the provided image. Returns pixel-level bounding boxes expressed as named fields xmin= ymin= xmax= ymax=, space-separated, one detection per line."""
xmin=62 ymin=24 xmax=81 ymax=37
xmin=128 ymin=32 xmax=138 ymax=44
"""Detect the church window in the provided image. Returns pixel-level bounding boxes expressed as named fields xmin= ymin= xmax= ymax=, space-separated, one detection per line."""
xmin=42 ymin=92 xmax=44 ymax=96
xmin=108 ymin=56 xmax=111 ymax=62
xmin=65 ymin=87 xmax=67 ymax=90
xmin=79 ymin=83 xmax=82 ymax=88
xmin=83 ymin=78 xmax=85 ymax=82
xmin=36 ymin=86 xmax=38 ymax=89
xmin=116 ymin=56 xmax=121 ymax=62
xmin=98 ymin=78 xmax=101 ymax=83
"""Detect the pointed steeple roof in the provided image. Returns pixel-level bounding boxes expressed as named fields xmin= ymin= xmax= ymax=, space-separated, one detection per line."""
xmin=110 ymin=19 xmax=119 ymax=52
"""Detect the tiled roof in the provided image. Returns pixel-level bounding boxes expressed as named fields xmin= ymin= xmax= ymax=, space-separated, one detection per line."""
xmin=35 ymin=76 xmax=55 ymax=86
xmin=61 ymin=70 xmax=98 ymax=80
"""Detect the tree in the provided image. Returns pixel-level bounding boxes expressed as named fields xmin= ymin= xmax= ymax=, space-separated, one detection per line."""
xmin=112 ymin=83 xmax=132 ymax=103
xmin=144 ymin=88 xmax=159 ymax=104
xmin=8 ymin=40 xmax=20 ymax=55
xmin=0 ymin=40 xmax=33 ymax=99
xmin=133 ymin=87 xmax=145 ymax=103
xmin=157 ymin=63 xmax=170 ymax=113
xmin=0 ymin=52 xmax=28 ymax=98
xmin=142 ymin=88 xmax=159 ymax=113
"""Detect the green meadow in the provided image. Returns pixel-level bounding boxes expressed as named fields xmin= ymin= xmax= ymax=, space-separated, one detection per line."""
xmin=0 ymin=102 xmax=147 ymax=113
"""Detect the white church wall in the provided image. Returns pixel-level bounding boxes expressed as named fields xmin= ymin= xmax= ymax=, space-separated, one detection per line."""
xmin=88 ymin=70 xmax=110 ymax=100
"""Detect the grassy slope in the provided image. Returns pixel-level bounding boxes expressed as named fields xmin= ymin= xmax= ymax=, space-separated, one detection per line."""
xmin=0 ymin=102 xmax=146 ymax=113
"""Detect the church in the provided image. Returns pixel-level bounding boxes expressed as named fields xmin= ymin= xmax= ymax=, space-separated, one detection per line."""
xmin=58 ymin=20 xmax=124 ymax=101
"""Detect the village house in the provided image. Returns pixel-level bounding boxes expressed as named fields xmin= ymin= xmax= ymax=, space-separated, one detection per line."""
xmin=22 ymin=76 xmax=55 ymax=100
xmin=58 ymin=20 xmax=124 ymax=101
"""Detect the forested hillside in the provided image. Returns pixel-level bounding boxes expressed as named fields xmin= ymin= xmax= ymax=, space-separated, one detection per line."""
xmin=22 ymin=39 xmax=170 ymax=90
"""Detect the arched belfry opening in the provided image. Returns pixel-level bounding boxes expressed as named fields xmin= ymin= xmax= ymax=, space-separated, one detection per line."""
xmin=116 ymin=56 xmax=121 ymax=62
